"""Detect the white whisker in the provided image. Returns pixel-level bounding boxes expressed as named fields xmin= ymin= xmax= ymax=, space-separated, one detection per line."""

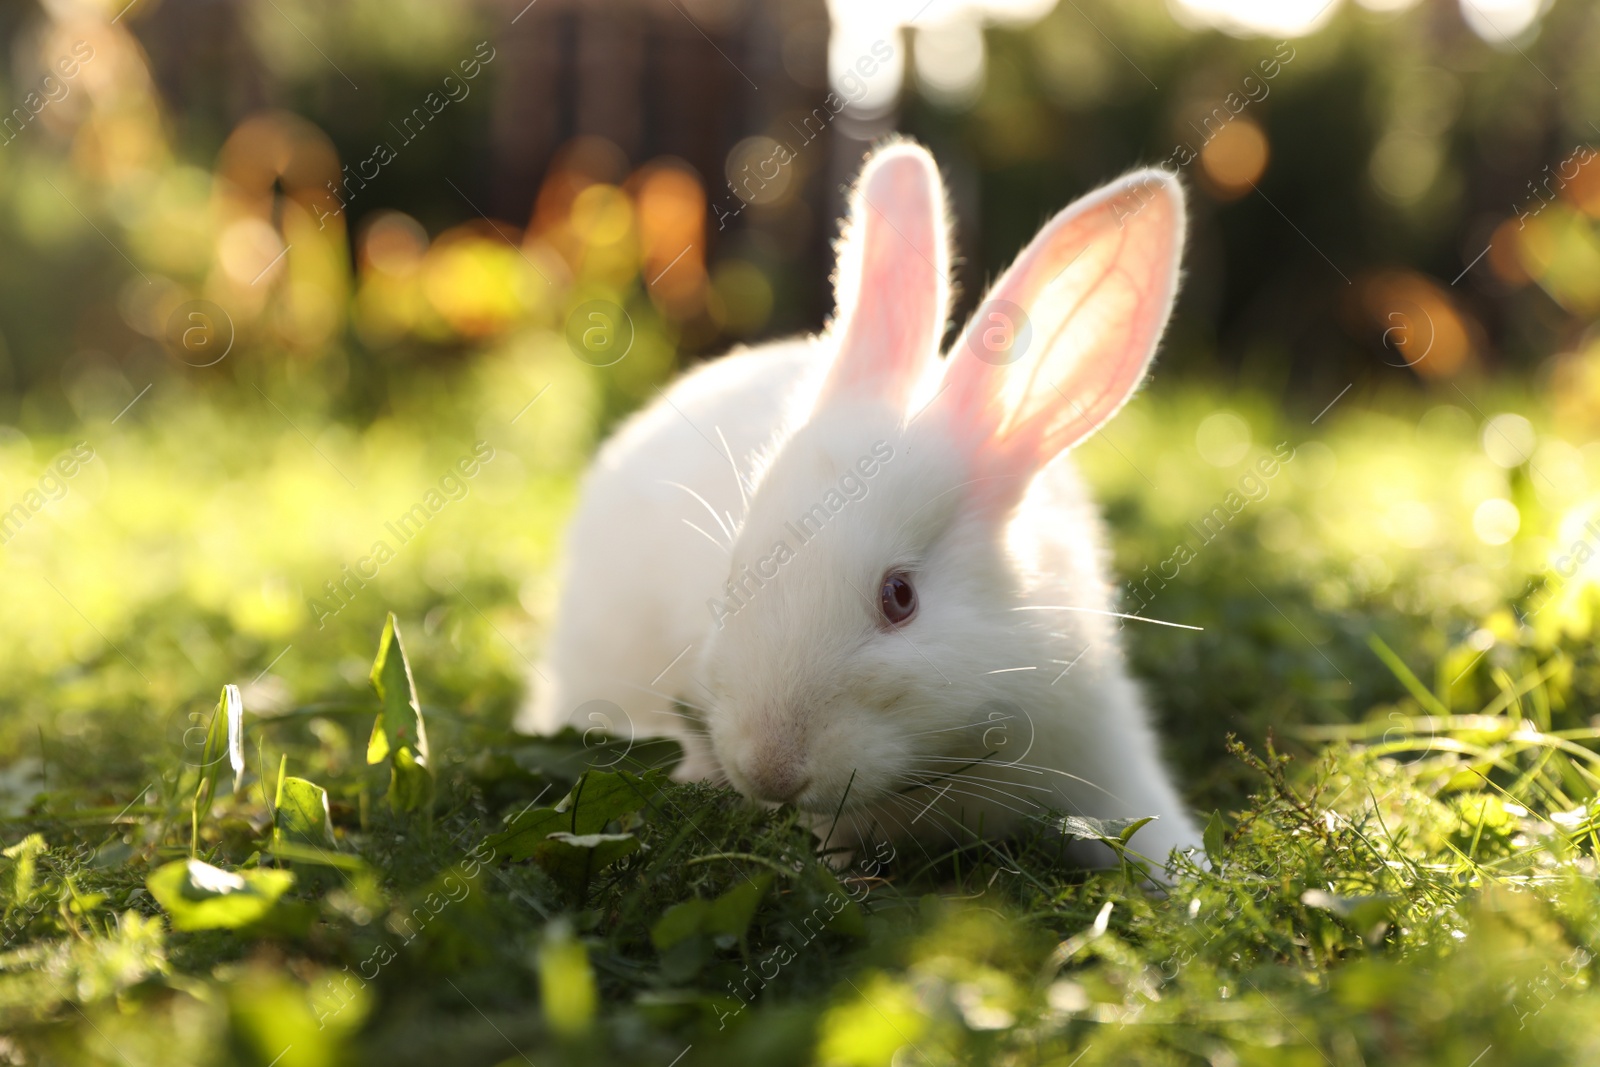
xmin=901 ymin=758 xmax=1054 ymax=791
xmin=897 ymin=767 xmax=1056 ymax=797
xmin=660 ymin=479 xmax=732 ymax=542
xmin=895 ymin=780 xmax=1044 ymax=821
xmin=714 ymin=425 xmax=750 ymax=517
xmin=904 ymin=717 xmax=1011 ymax=739
xmin=912 ymin=756 xmax=1125 ymax=803
xmin=615 ymin=681 xmax=715 ymax=719
xmin=889 ymin=790 xmax=981 ymax=843
xmin=914 ymin=754 xmax=1036 ymax=768
xmin=1013 ymin=605 xmax=1202 ymax=631
xmin=681 ymin=518 xmax=731 ymax=556
xmin=652 ymin=708 xmax=711 ymax=730
xmin=868 ymin=800 xmax=937 ymax=862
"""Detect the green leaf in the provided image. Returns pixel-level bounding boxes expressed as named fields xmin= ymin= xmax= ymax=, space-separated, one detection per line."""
xmin=813 ymin=866 xmax=866 ymax=938
xmin=531 ymin=831 xmax=640 ymax=896
xmin=1300 ymin=888 xmax=1397 ymax=939
xmin=3 ymin=833 xmax=46 ymax=901
xmin=704 ymin=872 xmax=773 ymax=940
xmin=191 ymin=684 xmax=243 ymax=854
xmin=146 ymin=858 xmax=294 ymax=932
xmin=552 ymin=768 xmax=662 ymax=828
xmin=485 ymin=806 xmax=570 ymax=862
xmin=651 ymin=898 xmax=713 ymax=951
xmin=1203 ymin=810 xmax=1228 ymax=865
xmin=274 ymin=775 xmax=334 ymax=850
xmin=366 ymin=613 xmax=433 ymax=814
xmin=651 ymin=873 xmax=774 ymax=951
xmin=367 ymin=613 xmax=426 ymax=763
xmin=486 ymin=769 xmax=664 ymax=861
xmin=226 ymin=966 xmax=370 ymax=1065
xmin=509 ymin=730 xmax=685 ymax=781
xmin=1054 ymin=814 xmax=1156 ymax=846
xmin=539 ymin=922 xmax=596 ymax=1039
xmin=538 ymin=831 xmax=639 ymax=863
xmin=388 ymin=745 xmax=434 ymax=814
xmin=66 ymin=890 xmax=107 ymax=916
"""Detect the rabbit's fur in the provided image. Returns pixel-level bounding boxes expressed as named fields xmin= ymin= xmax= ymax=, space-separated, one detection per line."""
xmin=520 ymin=142 xmax=1201 ymax=871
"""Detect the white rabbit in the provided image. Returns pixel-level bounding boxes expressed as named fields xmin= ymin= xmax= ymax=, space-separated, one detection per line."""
xmin=519 ymin=141 xmax=1201 ymax=872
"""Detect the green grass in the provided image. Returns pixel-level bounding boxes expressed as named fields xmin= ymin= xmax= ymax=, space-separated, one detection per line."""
xmin=3 ymin=368 xmax=1599 ymax=1066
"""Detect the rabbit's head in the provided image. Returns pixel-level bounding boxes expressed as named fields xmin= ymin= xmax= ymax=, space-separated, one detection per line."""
xmin=697 ymin=142 xmax=1187 ymax=826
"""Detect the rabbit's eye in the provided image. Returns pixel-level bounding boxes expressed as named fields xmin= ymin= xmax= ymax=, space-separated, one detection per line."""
xmin=879 ymin=571 xmax=917 ymax=627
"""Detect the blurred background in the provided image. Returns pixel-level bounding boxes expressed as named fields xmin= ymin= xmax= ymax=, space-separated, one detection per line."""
xmin=4 ymin=0 xmax=1599 ymax=425
xmin=2 ymin=0 xmax=1599 ymax=791
xmin=3 ymin=0 xmax=1600 ymax=415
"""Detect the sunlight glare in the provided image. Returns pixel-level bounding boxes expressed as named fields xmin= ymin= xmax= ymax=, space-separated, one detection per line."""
xmin=1168 ymin=0 xmax=1341 ymax=37
xmin=1459 ymin=0 xmax=1548 ymax=43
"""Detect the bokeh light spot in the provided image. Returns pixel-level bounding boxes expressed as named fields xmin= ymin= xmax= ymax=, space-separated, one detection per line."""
xmin=1199 ymin=117 xmax=1269 ymax=199
xmin=1196 ymin=411 xmax=1252 ymax=467
xmin=1473 ymin=498 xmax=1521 ymax=545
xmin=1482 ymin=413 xmax=1536 ymax=468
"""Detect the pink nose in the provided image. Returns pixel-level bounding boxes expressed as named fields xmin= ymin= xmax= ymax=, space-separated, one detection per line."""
xmin=740 ymin=761 xmax=811 ymax=804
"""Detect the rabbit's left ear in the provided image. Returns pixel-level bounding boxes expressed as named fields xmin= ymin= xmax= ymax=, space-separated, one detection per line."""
xmin=818 ymin=143 xmax=950 ymax=411
xmin=931 ymin=170 xmax=1185 ymax=507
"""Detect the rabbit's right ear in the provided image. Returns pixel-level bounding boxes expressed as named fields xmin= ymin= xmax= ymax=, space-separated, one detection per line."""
xmin=930 ymin=170 xmax=1185 ymax=511
xmin=817 ymin=143 xmax=950 ymax=411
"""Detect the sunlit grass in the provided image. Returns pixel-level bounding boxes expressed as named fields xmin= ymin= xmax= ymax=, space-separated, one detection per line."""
xmin=5 ymin=375 xmax=1600 ymax=1065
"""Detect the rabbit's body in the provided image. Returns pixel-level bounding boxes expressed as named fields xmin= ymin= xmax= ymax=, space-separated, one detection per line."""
xmin=521 ymin=142 xmax=1202 ymax=872
xmin=522 ymin=339 xmax=821 ymax=775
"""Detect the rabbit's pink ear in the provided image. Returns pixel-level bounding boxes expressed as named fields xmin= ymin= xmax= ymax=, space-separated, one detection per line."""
xmin=933 ymin=169 xmax=1185 ymax=505
xmin=818 ymin=143 xmax=949 ymax=410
